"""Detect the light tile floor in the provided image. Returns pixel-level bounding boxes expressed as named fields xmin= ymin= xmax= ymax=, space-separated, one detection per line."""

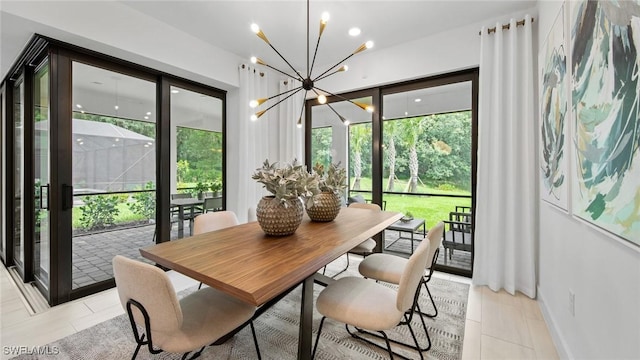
xmin=0 ymin=259 xmax=558 ymax=360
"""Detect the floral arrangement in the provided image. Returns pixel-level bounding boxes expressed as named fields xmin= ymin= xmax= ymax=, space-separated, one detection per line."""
xmin=252 ymin=159 xmax=319 ymax=207
xmin=312 ymin=162 xmax=347 ymax=194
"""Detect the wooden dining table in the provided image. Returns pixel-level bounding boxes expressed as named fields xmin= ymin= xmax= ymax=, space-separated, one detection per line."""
xmin=140 ymin=206 xmax=401 ymax=360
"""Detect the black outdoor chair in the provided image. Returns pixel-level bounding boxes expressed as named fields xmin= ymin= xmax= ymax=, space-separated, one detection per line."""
xmin=442 ymin=211 xmax=472 ymax=260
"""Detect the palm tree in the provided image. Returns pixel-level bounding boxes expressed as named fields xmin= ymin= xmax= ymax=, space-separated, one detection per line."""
xmin=400 ymin=117 xmax=425 ymax=193
xmin=350 ymin=124 xmax=371 ymax=190
xmin=384 ymin=120 xmax=399 ymax=191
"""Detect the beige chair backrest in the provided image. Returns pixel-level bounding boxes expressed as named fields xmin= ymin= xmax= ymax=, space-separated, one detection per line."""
xmin=112 ymin=255 xmax=183 ymax=332
xmin=425 ymin=221 xmax=444 ymax=269
xmin=348 ymin=202 xmax=381 ymax=212
xmin=396 ymin=236 xmax=431 ymax=312
xmin=193 ymin=210 xmax=239 ymax=235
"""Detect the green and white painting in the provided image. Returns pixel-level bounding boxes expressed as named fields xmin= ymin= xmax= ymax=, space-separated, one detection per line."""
xmin=540 ymin=6 xmax=568 ymax=210
xmin=571 ymin=0 xmax=640 ymax=245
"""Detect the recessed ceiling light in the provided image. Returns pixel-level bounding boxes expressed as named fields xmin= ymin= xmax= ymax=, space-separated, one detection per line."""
xmin=144 ymin=116 xmax=149 ymax=120
xmin=146 ymin=111 xmax=151 ymax=115
xmin=414 ymin=98 xmax=422 ymax=102
xmin=171 ymin=89 xmax=180 ymax=94
xmin=114 ymin=105 xmax=119 ymax=110
xmin=405 ymin=111 xmax=408 ymax=116
xmin=76 ymin=104 xmax=82 ymax=109
xmin=348 ymin=27 xmax=361 ymax=36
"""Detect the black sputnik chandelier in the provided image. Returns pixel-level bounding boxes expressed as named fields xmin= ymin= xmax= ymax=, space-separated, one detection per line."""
xmin=249 ymin=0 xmax=374 ymax=127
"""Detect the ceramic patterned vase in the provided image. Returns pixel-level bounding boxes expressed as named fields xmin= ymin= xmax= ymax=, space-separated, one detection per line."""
xmin=256 ymin=196 xmax=304 ymax=236
xmin=305 ymin=192 xmax=341 ymax=222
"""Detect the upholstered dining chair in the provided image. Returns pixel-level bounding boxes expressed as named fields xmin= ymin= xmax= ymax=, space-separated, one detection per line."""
xmin=359 ymin=222 xmax=445 ymax=333
xmin=193 ymin=211 xmax=239 ymax=289
xmin=323 ymin=202 xmax=381 ymax=277
xmin=112 ymin=255 xmax=261 ymax=360
xmin=193 ymin=210 xmax=238 ymax=235
xmin=312 ymin=232 xmax=432 ymax=359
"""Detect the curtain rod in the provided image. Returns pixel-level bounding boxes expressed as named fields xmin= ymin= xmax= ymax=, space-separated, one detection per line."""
xmin=478 ymin=17 xmax=534 ymax=36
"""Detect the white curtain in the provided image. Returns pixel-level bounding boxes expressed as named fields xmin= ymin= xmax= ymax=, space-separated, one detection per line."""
xmin=473 ymin=16 xmax=537 ymax=298
xmin=233 ymin=64 xmax=271 ymax=223
xmin=276 ymin=78 xmax=304 ymax=163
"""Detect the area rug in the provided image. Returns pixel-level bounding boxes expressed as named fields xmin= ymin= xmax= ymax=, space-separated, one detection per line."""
xmin=13 ymin=259 xmax=468 ymax=360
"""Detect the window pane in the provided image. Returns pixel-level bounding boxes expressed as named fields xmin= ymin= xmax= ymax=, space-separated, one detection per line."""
xmin=170 ymin=86 xmax=223 ymax=239
xmin=71 ymin=62 xmax=156 ymax=289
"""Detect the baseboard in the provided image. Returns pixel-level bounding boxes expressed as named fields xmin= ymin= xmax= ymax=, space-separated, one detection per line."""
xmin=537 ymin=285 xmax=572 ymax=359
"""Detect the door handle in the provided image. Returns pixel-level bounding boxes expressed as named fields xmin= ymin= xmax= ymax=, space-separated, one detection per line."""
xmin=62 ymin=184 xmax=73 ymax=210
xmin=39 ymin=184 xmax=49 ymax=210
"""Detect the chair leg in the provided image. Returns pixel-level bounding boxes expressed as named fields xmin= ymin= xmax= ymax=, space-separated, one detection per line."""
xmin=324 ymin=254 xmax=349 ymax=278
xmin=312 ymin=316 xmax=327 ymax=359
xmin=197 ymin=282 xmax=203 ymax=290
xmin=419 ymin=280 xmax=438 ymax=318
xmin=250 ymin=321 xmax=262 ymax=360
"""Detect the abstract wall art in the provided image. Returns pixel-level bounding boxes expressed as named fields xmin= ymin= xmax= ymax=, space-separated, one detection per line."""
xmin=540 ymin=5 xmax=568 ymax=210
xmin=570 ymin=0 xmax=640 ymax=245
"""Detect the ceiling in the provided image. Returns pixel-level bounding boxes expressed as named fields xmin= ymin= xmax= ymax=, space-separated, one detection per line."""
xmin=3 ymin=1 xmax=535 ymax=126
xmin=120 ymin=0 xmax=536 ymax=75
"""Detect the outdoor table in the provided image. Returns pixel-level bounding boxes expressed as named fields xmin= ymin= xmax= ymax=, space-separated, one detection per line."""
xmin=386 ymin=218 xmax=426 ymax=254
xmin=170 ymin=197 xmax=203 ymax=238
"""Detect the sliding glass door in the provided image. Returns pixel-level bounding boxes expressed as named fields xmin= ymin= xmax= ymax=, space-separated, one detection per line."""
xmin=70 ymin=61 xmax=157 ymax=290
xmin=2 ymin=36 xmax=227 ymax=305
xmin=382 ymin=80 xmax=474 ymax=275
xmin=306 ymin=70 xmax=477 ymax=277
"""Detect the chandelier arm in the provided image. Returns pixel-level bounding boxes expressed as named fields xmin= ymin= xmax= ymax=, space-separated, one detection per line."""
xmin=325 ymin=102 xmax=348 ymax=124
xmin=262 ymin=85 xmax=304 ymax=103
xmin=265 ymin=42 xmax=305 ymax=80
xmin=257 ymin=88 xmax=304 ymax=118
xmin=297 ymin=90 xmax=308 ymax=126
xmin=314 ymin=86 xmax=366 ymax=110
xmin=260 ymin=62 xmax=304 ymax=82
xmin=313 ymin=52 xmax=357 ymax=81
xmin=307 ymin=0 xmax=310 ymax=77
xmin=314 ymin=67 xmax=343 ymax=82
xmin=309 ymin=29 xmax=323 ymax=78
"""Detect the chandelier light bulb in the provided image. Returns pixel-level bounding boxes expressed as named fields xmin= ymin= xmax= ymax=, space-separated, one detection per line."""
xmin=365 ymin=41 xmax=374 ymax=49
xmin=250 ymin=23 xmax=260 ymax=34
xmin=321 ymin=12 xmax=330 ymax=23
xmin=366 ymin=105 xmax=374 ymax=113
xmin=250 ymin=114 xmax=258 ymax=121
xmin=250 ymin=56 xmax=257 ymax=64
xmin=318 ymin=94 xmax=327 ymax=104
xmin=249 ymin=100 xmax=259 ymax=108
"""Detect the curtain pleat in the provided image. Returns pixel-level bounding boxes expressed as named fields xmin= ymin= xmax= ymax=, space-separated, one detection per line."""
xmin=474 ymin=15 xmax=537 ymax=298
xmin=277 ymin=78 xmax=304 ymax=162
xmin=235 ymin=64 xmax=271 ymax=223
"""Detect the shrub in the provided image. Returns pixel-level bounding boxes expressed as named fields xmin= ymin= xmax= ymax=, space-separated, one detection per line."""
xmin=437 ymin=183 xmax=456 ymax=191
xmin=128 ymin=182 xmax=156 ymax=221
xmin=79 ymin=194 xmax=120 ymax=230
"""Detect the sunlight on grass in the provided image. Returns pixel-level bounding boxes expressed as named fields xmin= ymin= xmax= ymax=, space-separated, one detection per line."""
xmin=351 ymin=177 xmax=471 ymax=229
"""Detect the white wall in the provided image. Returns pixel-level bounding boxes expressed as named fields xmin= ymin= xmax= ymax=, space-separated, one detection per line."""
xmin=0 ymin=2 xmax=243 ymax=90
xmin=536 ymin=1 xmax=640 ymax=359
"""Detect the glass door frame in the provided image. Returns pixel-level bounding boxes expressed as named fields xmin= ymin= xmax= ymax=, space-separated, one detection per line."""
xmin=2 ymin=35 xmax=227 ymax=306
xmin=305 ymin=69 xmax=478 ymax=277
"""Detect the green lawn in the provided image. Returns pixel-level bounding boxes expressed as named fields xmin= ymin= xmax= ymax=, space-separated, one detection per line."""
xmin=351 ymin=177 xmax=471 ymax=230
